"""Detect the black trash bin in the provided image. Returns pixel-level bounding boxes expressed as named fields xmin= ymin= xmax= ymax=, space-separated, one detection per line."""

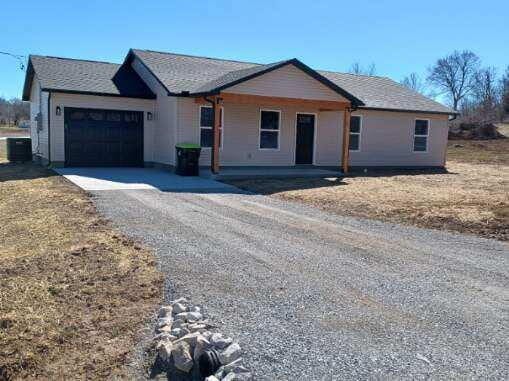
xmin=175 ymin=143 xmax=201 ymax=176
xmin=6 ymin=137 xmax=32 ymax=163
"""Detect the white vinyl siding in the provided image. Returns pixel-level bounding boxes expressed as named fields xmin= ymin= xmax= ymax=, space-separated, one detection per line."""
xmin=27 ymin=77 xmax=50 ymax=161
xmin=131 ymin=57 xmax=177 ymax=165
xmin=348 ymin=110 xmax=448 ymax=167
xmin=227 ymin=64 xmax=347 ymax=102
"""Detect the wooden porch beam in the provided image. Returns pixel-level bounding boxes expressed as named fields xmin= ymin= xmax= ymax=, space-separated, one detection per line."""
xmin=195 ymin=93 xmax=348 ymax=111
xmin=341 ymin=108 xmax=351 ymax=174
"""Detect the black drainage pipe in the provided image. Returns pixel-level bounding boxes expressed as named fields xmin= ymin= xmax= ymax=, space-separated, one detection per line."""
xmin=199 ymin=348 xmax=221 ymax=377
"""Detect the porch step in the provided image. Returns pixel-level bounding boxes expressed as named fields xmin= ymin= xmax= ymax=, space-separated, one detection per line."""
xmin=201 ymin=167 xmax=343 ymax=181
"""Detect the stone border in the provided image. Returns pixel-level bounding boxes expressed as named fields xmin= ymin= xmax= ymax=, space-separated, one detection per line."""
xmin=153 ymin=298 xmax=252 ymax=380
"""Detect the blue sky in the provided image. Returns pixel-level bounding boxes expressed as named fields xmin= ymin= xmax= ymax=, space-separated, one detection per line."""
xmin=2 ymin=0 xmax=507 ymax=99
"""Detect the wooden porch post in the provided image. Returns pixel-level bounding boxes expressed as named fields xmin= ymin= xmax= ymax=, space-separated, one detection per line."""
xmin=211 ymin=96 xmax=221 ymax=174
xmin=341 ymin=107 xmax=351 ymax=174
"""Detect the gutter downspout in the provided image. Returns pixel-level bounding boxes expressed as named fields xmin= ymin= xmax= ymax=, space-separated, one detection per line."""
xmin=47 ymin=92 xmax=51 ymax=166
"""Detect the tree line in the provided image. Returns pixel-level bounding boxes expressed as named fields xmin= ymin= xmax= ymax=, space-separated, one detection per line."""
xmin=0 ymin=97 xmax=30 ymax=126
xmin=350 ymin=51 xmax=509 ymax=125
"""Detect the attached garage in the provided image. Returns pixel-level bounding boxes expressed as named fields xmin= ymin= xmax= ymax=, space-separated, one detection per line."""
xmin=64 ymin=108 xmax=144 ymax=167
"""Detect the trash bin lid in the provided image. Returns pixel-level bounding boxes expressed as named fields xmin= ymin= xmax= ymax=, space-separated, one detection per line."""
xmin=176 ymin=142 xmax=201 ymax=149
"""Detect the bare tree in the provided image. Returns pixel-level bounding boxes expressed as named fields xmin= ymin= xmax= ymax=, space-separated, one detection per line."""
xmin=501 ymin=66 xmax=509 ymax=117
xmin=348 ymin=62 xmax=376 ymax=76
xmin=0 ymin=97 xmax=29 ymax=126
xmin=472 ymin=67 xmax=499 ymax=107
xmin=400 ymin=73 xmax=426 ymax=93
xmin=427 ymin=50 xmax=480 ymax=110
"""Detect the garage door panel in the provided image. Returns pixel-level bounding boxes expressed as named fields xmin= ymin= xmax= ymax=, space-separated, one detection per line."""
xmin=105 ymin=125 xmax=122 ymax=140
xmin=65 ymin=108 xmax=143 ymax=167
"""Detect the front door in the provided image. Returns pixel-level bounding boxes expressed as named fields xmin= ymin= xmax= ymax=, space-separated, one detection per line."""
xmin=295 ymin=113 xmax=315 ymax=165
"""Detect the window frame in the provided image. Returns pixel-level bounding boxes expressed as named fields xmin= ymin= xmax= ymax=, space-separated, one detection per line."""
xmin=413 ymin=118 xmax=430 ymax=153
xmin=199 ymin=105 xmax=223 ymax=149
xmin=259 ymin=109 xmax=281 ymax=151
xmin=348 ymin=114 xmax=362 ymax=152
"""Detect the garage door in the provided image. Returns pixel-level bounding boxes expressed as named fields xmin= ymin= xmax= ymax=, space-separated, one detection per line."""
xmin=65 ymin=108 xmax=143 ymax=167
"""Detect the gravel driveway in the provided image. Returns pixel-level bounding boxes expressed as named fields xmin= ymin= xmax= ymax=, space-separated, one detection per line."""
xmin=92 ymin=187 xmax=509 ymax=380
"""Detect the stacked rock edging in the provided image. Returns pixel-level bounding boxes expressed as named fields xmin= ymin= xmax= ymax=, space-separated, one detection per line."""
xmin=153 ymin=297 xmax=252 ymax=380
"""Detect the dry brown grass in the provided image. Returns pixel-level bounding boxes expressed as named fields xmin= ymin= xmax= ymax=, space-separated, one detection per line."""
xmin=496 ymin=123 xmax=509 ymax=137
xmin=447 ymin=139 xmax=509 ymax=164
xmin=227 ymin=140 xmax=509 ymax=241
xmin=0 ymin=127 xmax=29 ymax=138
xmin=0 ymin=162 xmax=162 ymax=380
xmin=0 ymin=140 xmax=5 ymax=159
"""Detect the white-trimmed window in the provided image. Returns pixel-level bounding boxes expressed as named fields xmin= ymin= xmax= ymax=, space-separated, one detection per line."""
xmin=413 ymin=119 xmax=429 ymax=152
xmin=199 ymin=106 xmax=223 ymax=148
xmin=259 ymin=109 xmax=280 ymax=149
xmin=349 ymin=115 xmax=362 ymax=151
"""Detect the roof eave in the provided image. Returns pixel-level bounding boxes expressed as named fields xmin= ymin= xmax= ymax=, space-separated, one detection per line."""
xmin=358 ymin=106 xmax=458 ymax=116
xmin=21 ymin=57 xmax=35 ymax=101
xmin=41 ymin=88 xmax=157 ymax=100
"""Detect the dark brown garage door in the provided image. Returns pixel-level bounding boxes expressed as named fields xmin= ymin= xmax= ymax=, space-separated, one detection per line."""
xmin=64 ymin=108 xmax=143 ymax=167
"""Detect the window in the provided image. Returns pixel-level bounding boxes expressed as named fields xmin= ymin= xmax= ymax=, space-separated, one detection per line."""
xmin=124 ymin=112 xmax=141 ymax=123
xmin=70 ymin=110 xmax=86 ymax=121
xmin=199 ymin=106 xmax=223 ymax=148
xmin=259 ymin=110 xmax=280 ymax=149
xmin=349 ymin=115 xmax=362 ymax=151
xmin=106 ymin=112 xmax=122 ymax=122
xmin=413 ymin=119 xmax=429 ymax=152
xmin=89 ymin=111 xmax=104 ymax=121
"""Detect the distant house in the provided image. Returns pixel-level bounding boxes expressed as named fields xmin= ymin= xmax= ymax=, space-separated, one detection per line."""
xmin=22 ymin=49 xmax=455 ymax=173
xmin=18 ymin=120 xmax=30 ymax=129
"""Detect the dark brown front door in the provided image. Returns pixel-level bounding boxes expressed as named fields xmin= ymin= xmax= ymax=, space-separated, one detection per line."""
xmin=295 ymin=113 xmax=315 ymax=165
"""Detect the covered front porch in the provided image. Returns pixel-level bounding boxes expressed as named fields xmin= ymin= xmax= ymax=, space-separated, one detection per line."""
xmin=193 ymin=92 xmax=354 ymax=176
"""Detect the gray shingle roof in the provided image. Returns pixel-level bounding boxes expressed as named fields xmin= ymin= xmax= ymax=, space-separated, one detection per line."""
xmin=192 ymin=60 xmax=290 ymax=94
xmin=22 ymin=55 xmax=155 ymax=100
xmin=132 ymin=49 xmax=453 ymax=114
xmin=318 ymin=70 xmax=453 ymax=114
xmin=24 ymin=50 xmax=454 ymax=115
xmin=130 ymin=50 xmax=363 ymax=105
xmin=130 ymin=49 xmax=257 ymax=94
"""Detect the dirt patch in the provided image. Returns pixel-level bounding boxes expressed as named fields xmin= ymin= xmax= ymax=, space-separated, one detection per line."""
xmin=0 ymin=162 xmax=163 ymax=380
xmin=226 ymin=140 xmax=509 ymax=241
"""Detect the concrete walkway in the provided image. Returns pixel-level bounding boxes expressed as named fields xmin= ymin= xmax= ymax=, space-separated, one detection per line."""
xmin=55 ymin=167 xmax=240 ymax=193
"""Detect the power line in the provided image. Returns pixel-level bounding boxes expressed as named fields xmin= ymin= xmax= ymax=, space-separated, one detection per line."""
xmin=0 ymin=51 xmax=26 ymax=71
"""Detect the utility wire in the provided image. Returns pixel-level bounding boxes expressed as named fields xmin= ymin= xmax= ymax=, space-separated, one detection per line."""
xmin=0 ymin=51 xmax=26 ymax=70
